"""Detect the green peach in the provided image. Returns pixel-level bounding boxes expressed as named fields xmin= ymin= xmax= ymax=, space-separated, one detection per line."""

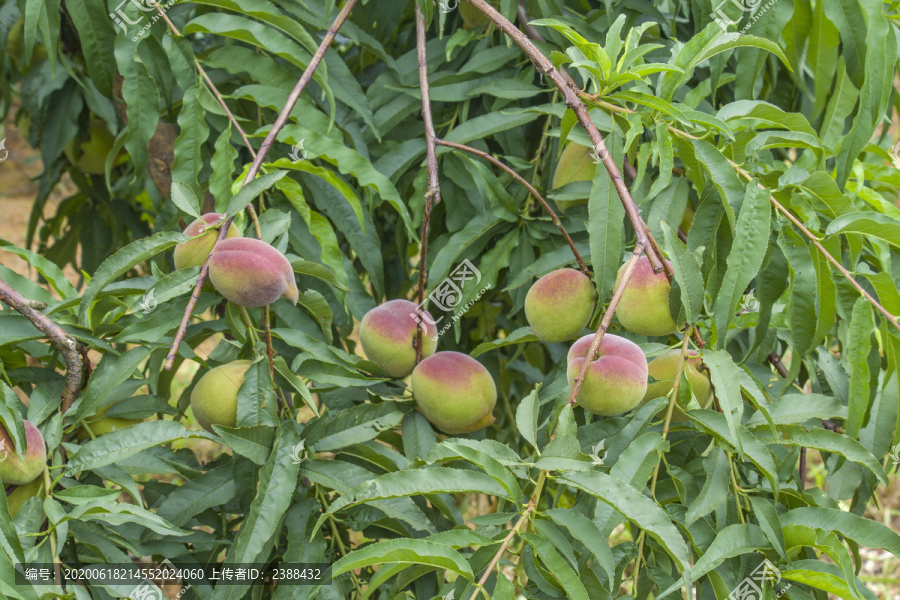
xmin=524 ymin=268 xmax=594 ymax=342
xmin=459 ymin=2 xmax=488 ymax=29
xmin=567 ymin=334 xmax=648 ymax=416
xmin=190 ymin=360 xmax=253 ymax=432
xmin=0 ymin=420 xmax=46 ymax=486
xmin=64 ymin=118 xmax=122 ymax=175
xmin=551 ymin=143 xmax=596 ymax=211
xmin=77 ymin=404 xmax=141 ymax=442
xmin=411 ymin=351 xmax=496 ymax=434
xmin=643 ymin=349 xmax=713 ymax=422
xmin=360 ymin=299 xmax=438 ymax=378
xmin=208 ymin=238 xmax=299 ymax=307
xmin=174 ymin=213 xmax=242 ymax=270
xmin=615 ymin=256 xmax=679 ymax=337
xmin=5 ymin=477 xmax=44 ymax=518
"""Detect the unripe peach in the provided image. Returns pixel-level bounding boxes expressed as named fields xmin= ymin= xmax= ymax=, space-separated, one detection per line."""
xmin=64 ymin=118 xmax=124 ymax=175
xmin=77 ymin=404 xmax=141 ymax=442
xmin=0 ymin=420 xmax=46 ymax=485
xmin=190 ymin=360 xmax=253 ymax=432
xmin=644 ymin=349 xmax=712 ymax=422
xmin=208 ymin=238 xmax=299 ymax=307
xmin=5 ymin=477 xmax=44 ymax=518
xmin=567 ymin=334 xmax=648 ymax=416
xmin=680 ymin=206 xmax=695 ymax=233
xmin=551 ymin=143 xmax=596 ymax=211
xmin=459 ymin=2 xmax=489 ymax=29
xmin=524 ymin=268 xmax=594 ymax=342
xmin=174 ymin=213 xmax=242 ymax=270
xmin=411 ymin=352 xmax=496 ymax=434
xmin=615 ymin=256 xmax=678 ymax=337
xmin=359 ymin=300 xmax=438 ymax=378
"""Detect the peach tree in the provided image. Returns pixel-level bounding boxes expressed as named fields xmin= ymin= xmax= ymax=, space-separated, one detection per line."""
xmin=1 ymin=0 xmax=899 ymax=599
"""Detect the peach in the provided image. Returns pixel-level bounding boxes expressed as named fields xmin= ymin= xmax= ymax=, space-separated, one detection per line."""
xmin=0 ymin=420 xmax=47 ymax=485
xmin=643 ymin=349 xmax=713 ymax=422
xmin=359 ymin=299 xmax=438 ymax=378
xmin=551 ymin=143 xmax=596 ymax=210
xmin=524 ymin=268 xmax=594 ymax=342
xmin=64 ymin=118 xmax=124 ymax=175
xmin=411 ymin=352 xmax=496 ymax=434
xmin=190 ymin=360 xmax=253 ymax=432
xmin=567 ymin=334 xmax=648 ymax=416
xmin=208 ymin=237 xmax=299 ymax=307
xmin=615 ymin=256 xmax=678 ymax=337
xmin=77 ymin=404 xmax=141 ymax=442
xmin=173 ymin=213 xmax=241 ymax=270
xmin=5 ymin=477 xmax=44 ymax=518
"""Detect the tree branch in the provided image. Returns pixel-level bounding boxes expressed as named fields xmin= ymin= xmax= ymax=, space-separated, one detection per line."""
xmin=165 ymin=0 xmax=359 ymax=370
xmin=463 ymin=0 xmax=663 ymax=274
xmin=0 ymin=278 xmax=82 ymax=413
xmin=414 ymin=5 xmax=441 ymax=364
xmin=434 ymin=138 xmax=589 ymax=277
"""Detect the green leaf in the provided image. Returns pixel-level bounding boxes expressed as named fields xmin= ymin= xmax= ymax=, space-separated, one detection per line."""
xmin=78 ymin=232 xmax=187 ymax=326
xmin=684 ymin=447 xmax=731 ymax=525
xmin=780 ymin=507 xmax=900 ymax=558
xmin=702 ymin=350 xmax=745 ymax=454
xmin=169 ymin=181 xmax=203 ymax=221
xmin=826 ymin=212 xmax=900 ymax=250
xmin=71 ymin=346 xmax=151 ymax=423
xmin=845 ymin=298 xmax=875 ymax=439
xmin=471 ymin=327 xmax=540 ymax=358
xmin=745 ymin=393 xmax=847 ymax=428
xmin=773 ymin=426 xmax=888 ymax=485
xmin=647 ymin=124 xmax=674 ymax=201
xmin=657 ymin=524 xmax=768 ymax=599
xmin=714 ymin=181 xmax=771 ymax=344
xmin=323 ymin=467 xmax=511 ymax=518
xmin=660 ymin=222 xmax=704 ymax=325
xmin=516 ymin=385 xmax=540 ymax=452
xmin=65 ymin=421 xmax=213 ymax=475
xmin=545 ymin=509 xmax=615 ymax=589
xmin=520 ymin=532 xmax=589 ymax=600
xmin=216 ymin=426 xmax=304 ymax=600
xmin=56 ymin=0 xmax=114 ymax=96
xmin=155 ymin=465 xmax=236 ymax=527
xmin=332 ymin=539 xmax=474 ymax=582
xmin=226 ymin=171 xmax=288 ymax=218
xmin=557 ymin=471 xmax=690 ymax=570
xmin=212 ymin=425 xmax=275 ymax=465
xmin=588 ymin=129 xmax=625 ymax=300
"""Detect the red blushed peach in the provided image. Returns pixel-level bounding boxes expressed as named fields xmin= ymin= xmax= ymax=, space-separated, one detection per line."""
xmin=0 ymin=420 xmax=47 ymax=485
xmin=174 ymin=213 xmax=242 ymax=270
xmin=615 ymin=256 xmax=679 ymax=337
xmin=524 ymin=268 xmax=594 ymax=342
xmin=411 ymin=351 xmax=496 ymax=434
xmin=567 ymin=334 xmax=649 ymax=416
xmin=208 ymin=237 xmax=299 ymax=307
xmin=359 ymin=299 xmax=437 ymax=378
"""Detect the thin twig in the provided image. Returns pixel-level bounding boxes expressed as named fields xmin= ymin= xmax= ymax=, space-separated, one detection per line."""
xmin=516 ymin=1 xmax=545 ymax=42
xmin=165 ymin=0 xmax=359 ymax=370
xmin=566 ymin=244 xmax=645 ymax=408
xmin=468 ymin=471 xmax=547 ymax=600
xmin=463 ymin=0 xmax=663 ymax=273
xmin=435 ymin=138 xmax=589 ymax=277
xmin=414 ymin=5 xmax=441 ymax=364
xmin=0 ymin=278 xmax=82 ymax=412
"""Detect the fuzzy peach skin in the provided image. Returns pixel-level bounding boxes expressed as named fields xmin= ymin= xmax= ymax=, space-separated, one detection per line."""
xmin=359 ymin=299 xmax=438 ymax=378
xmin=173 ymin=213 xmax=242 ymax=270
xmin=0 ymin=420 xmax=47 ymax=485
xmin=208 ymin=237 xmax=299 ymax=307
xmin=643 ymin=349 xmax=712 ymax=422
xmin=524 ymin=268 xmax=595 ymax=342
xmin=190 ymin=360 xmax=253 ymax=432
xmin=615 ymin=256 xmax=679 ymax=337
xmin=567 ymin=334 xmax=649 ymax=416
xmin=551 ymin=143 xmax=597 ymax=210
xmin=412 ymin=351 xmax=496 ymax=434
